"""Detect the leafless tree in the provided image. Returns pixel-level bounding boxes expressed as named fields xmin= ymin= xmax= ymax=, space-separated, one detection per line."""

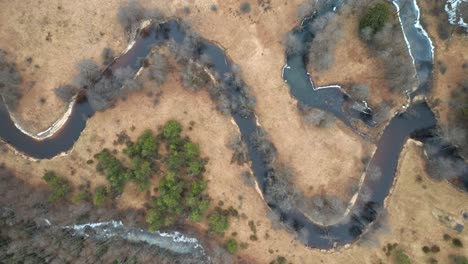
xmin=101 ymin=48 xmax=115 ymax=66
xmin=264 ymin=164 xmax=298 ymax=212
xmin=300 ymin=106 xmax=336 ymax=128
xmin=297 ymin=0 xmax=316 ymax=18
xmin=148 ymin=53 xmax=168 ymax=87
xmin=298 ymin=195 xmax=347 ymax=224
xmin=118 ymin=0 xmax=164 ymax=35
xmin=229 ymin=134 xmax=249 ymax=164
xmin=181 ymin=63 xmax=210 ymax=91
xmin=54 ymin=84 xmax=79 ymax=102
xmin=367 ymin=164 xmax=382 ymax=182
xmin=0 ymin=49 xmax=22 ymax=109
xmin=308 ymin=12 xmax=343 ymax=72
xmin=365 ymin=22 xmax=417 ymax=94
xmin=350 ymin=83 xmax=369 ymax=101
xmin=358 ymin=208 xmax=390 ymax=248
xmin=74 ymin=59 xmax=100 ymax=89
xmin=250 ymin=128 xmax=278 ymax=167
xmin=373 ymin=101 xmax=392 ymax=124
xmin=284 ymin=32 xmax=304 ymax=55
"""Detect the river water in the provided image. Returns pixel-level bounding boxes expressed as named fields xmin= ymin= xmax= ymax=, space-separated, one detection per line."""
xmin=0 ymin=0 xmax=466 ymax=250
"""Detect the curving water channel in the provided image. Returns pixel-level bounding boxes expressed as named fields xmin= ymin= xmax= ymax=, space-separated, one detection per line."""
xmin=0 ymin=0 xmax=466 ymax=250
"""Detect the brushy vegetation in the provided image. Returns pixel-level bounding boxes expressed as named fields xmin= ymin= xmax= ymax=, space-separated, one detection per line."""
xmin=42 ymin=171 xmax=71 ymax=202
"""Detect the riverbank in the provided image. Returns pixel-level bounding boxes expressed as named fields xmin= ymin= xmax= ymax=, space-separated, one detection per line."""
xmin=0 ymin=0 xmax=127 ymax=132
xmin=417 ymin=0 xmax=467 ymax=128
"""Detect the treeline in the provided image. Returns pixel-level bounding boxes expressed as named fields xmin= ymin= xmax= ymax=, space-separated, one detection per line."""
xmin=0 ymin=166 xmax=210 ymax=264
xmin=424 ymin=79 xmax=468 ymax=181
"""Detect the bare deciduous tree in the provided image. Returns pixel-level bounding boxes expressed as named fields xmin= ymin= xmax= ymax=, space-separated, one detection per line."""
xmin=54 ymin=84 xmax=79 ymax=102
xmin=101 ymin=48 xmax=115 ymax=66
xmin=308 ymin=12 xmax=343 ymax=72
xmin=0 ymin=49 xmax=22 ymax=109
xmin=148 ymin=53 xmax=168 ymax=87
xmin=284 ymin=32 xmax=304 ymax=55
xmin=350 ymin=83 xmax=369 ymax=101
xmin=229 ymin=134 xmax=249 ymax=164
xmin=74 ymin=59 xmax=100 ymax=89
xmin=118 ymin=0 xmax=164 ymax=35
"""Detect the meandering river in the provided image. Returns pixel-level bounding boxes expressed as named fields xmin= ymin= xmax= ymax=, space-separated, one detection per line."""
xmin=0 ymin=0 xmax=466 ymax=250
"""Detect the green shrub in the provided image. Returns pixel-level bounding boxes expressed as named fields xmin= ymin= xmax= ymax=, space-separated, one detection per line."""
xmin=93 ymin=186 xmax=108 ymax=207
xmin=168 ymin=144 xmax=185 ymax=171
xmin=452 ymin=238 xmax=463 ymax=248
xmin=96 ymin=150 xmax=130 ymax=193
xmin=130 ymin=157 xmax=152 ymax=191
xmin=162 ymin=120 xmax=182 ymax=143
xmin=183 ymin=141 xmax=200 ymax=160
xmin=124 ymin=129 xmax=158 ymax=159
xmin=73 ymin=190 xmax=89 ymax=203
xmin=225 ymin=238 xmax=238 ymax=254
xmin=449 ymin=255 xmax=468 ymax=264
xmin=359 ymin=2 xmax=391 ymax=34
xmin=395 ymin=250 xmax=411 ymax=264
xmin=422 ymin=246 xmax=431 ymax=253
xmin=42 ymin=171 xmax=71 ymax=202
xmin=208 ymin=212 xmax=229 ymax=233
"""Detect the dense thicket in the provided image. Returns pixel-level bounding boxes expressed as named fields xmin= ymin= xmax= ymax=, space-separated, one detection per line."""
xmin=0 ymin=49 xmax=22 ymax=109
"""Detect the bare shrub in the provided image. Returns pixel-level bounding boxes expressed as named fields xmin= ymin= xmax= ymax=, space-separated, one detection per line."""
xmin=148 ymin=53 xmax=168 ymax=87
xmin=267 ymin=209 xmax=282 ymax=230
xmin=250 ymin=129 xmax=277 ymax=167
xmin=425 ymin=155 xmax=467 ymax=181
xmin=284 ymin=32 xmax=304 ymax=55
xmin=181 ymin=63 xmax=210 ymax=91
xmin=367 ymin=164 xmax=382 ymax=182
xmin=373 ymin=101 xmax=392 ymax=124
xmin=241 ymin=171 xmax=256 ymax=187
xmin=264 ymin=165 xmax=298 ymax=212
xmin=358 ymin=208 xmax=390 ymax=248
xmin=299 ymin=195 xmax=347 ymax=224
xmin=54 ymin=84 xmax=79 ymax=102
xmin=117 ymin=0 xmax=164 ymax=35
xmin=229 ymin=134 xmax=249 ymax=164
xmin=101 ymin=48 xmax=115 ymax=66
xmin=365 ymin=22 xmax=417 ymax=94
xmin=350 ymin=83 xmax=369 ymax=101
xmin=297 ymin=0 xmax=316 ymax=18
xmin=308 ymin=13 xmax=343 ymax=72
xmin=299 ymin=105 xmax=336 ymax=128
xmin=0 ymin=50 xmax=22 ymax=109
xmin=74 ymin=59 xmax=100 ymax=89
